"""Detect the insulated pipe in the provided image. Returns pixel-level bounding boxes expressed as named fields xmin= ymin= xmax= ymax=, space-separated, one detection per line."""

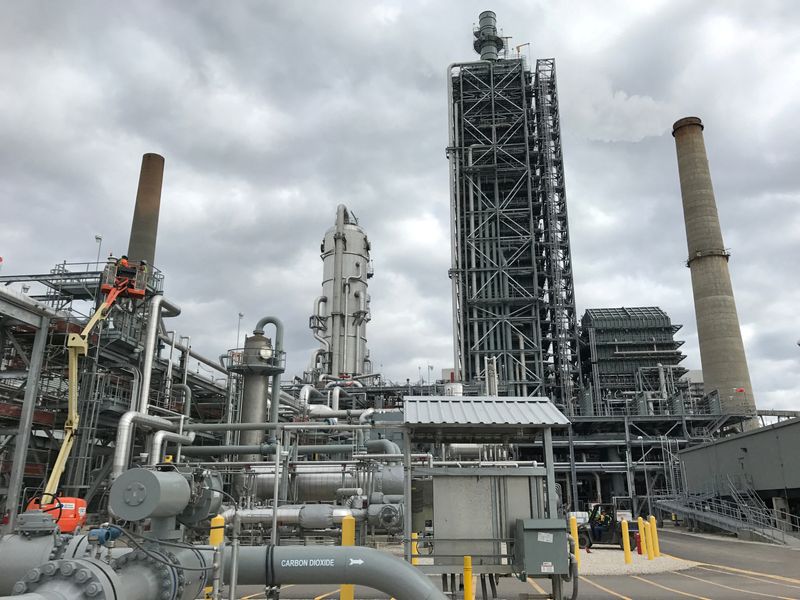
xmin=219 ymin=506 xmax=366 ymax=527
xmin=149 ymin=430 xmax=196 ymax=465
xmin=127 ymin=153 xmax=164 ymax=266
xmin=253 ymin=317 xmax=285 ymax=427
xmin=299 ymin=384 xmax=325 ymax=406
xmin=139 ymin=295 xmax=181 ymax=414
xmin=365 ymin=439 xmax=402 ymax=455
xmin=223 ymin=545 xmax=446 ymax=600
xmin=158 ymin=332 xmax=226 ymax=374
xmin=181 ymin=444 xmax=353 ymax=457
xmin=111 ymin=411 xmax=177 ymax=479
xmin=310 ymin=296 xmax=330 ymax=372
xmin=329 ymin=205 xmax=347 ymax=376
xmin=174 ymin=383 xmax=192 ymax=417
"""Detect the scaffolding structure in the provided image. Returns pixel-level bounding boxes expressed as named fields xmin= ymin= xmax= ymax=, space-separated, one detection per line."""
xmin=448 ymin=55 xmax=580 ymax=410
xmin=0 ymin=261 xmax=227 ymax=516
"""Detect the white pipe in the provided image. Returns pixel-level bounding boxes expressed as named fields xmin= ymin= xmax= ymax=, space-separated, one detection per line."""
xmin=139 ymin=295 xmax=180 ymax=414
xmin=342 ymin=262 xmax=362 ymax=376
xmin=111 ymin=411 xmax=177 ymax=479
xmin=149 ymin=430 xmax=196 ymax=465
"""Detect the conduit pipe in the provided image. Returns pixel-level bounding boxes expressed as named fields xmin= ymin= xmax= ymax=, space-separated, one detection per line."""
xmin=139 ymin=295 xmax=181 ymax=414
xmin=111 ymin=411 xmax=177 ymax=479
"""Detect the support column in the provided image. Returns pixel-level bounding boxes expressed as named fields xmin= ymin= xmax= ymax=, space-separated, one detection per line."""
xmin=3 ymin=317 xmax=49 ymax=532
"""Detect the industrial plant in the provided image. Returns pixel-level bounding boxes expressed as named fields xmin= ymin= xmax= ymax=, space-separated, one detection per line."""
xmin=0 ymin=9 xmax=798 ymax=600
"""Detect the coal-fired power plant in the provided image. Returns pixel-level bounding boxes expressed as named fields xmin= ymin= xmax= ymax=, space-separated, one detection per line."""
xmin=672 ymin=117 xmax=756 ymax=423
xmin=0 ymin=10 xmax=796 ymax=600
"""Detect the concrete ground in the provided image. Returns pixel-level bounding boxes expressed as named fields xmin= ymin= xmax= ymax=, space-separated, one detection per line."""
xmin=232 ymin=529 xmax=800 ymax=599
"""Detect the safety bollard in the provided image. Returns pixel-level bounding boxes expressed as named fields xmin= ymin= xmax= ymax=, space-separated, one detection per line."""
xmin=644 ymin=521 xmax=655 ymax=560
xmin=340 ymin=515 xmax=356 ymax=600
xmin=569 ymin=515 xmax=580 ymax=570
xmin=463 ymin=555 xmax=474 ymax=600
xmin=621 ymin=519 xmax=632 ymax=565
xmin=649 ymin=515 xmax=661 ymax=557
xmin=411 ymin=532 xmax=419 ymax=566
xmin=204 ymin=514 xmax=225 ymax=598
xmin=637 ymin=517 xmax=649 ymax=559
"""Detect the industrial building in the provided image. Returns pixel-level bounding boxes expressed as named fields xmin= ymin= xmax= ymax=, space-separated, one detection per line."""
xmin=0 ymin=9 xmax=798 ymax=600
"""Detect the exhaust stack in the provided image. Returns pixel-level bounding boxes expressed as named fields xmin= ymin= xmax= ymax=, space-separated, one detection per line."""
xmin=672 ymin=117 xmax=756 ymax=423
xmin=127 ymin=153 xmax=165 ymax=266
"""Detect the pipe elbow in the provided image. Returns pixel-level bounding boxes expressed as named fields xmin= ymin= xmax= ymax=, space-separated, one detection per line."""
xmin=253 ymin=316 xmax=284 ymax=347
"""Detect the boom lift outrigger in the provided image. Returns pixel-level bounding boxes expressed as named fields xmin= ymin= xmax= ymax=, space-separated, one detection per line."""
xmin=38 ymin=260 xmax=148 ymax=503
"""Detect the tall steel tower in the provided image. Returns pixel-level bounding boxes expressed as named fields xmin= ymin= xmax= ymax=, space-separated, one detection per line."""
xmin=447 ymin=11 xmax=581 ymax=411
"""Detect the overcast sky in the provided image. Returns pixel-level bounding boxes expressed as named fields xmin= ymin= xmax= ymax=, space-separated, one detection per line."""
xmin=1 ymin=1 xmax=798 ymax=409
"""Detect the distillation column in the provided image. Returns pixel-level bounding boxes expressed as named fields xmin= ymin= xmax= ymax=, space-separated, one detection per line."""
xmin=672 ymin=117 xmax=756 ymax=422
xmin=309 ymin=205 xmax=372 ymax=378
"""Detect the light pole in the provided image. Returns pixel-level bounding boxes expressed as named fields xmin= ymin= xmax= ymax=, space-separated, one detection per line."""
xmin=94 ymin=234 xmax=103 ymax=265
xmin=236 ymin=312 xmax=244 ymax=349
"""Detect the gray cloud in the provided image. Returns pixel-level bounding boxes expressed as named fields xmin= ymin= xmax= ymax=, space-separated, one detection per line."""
xmin=1 ymin=0 xmax=797 ymax=407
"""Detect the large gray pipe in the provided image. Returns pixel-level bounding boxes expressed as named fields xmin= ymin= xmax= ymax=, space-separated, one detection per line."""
xmin=224 ymin=545 xmax=445 ymax=600
xmin=127 ymin=153 xmax=164 ymax=266
xmin=672 ymin=117 xmax=756 ymax=423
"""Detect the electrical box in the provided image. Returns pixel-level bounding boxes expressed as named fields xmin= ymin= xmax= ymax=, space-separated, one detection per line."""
xmin=513 ymin=518 xmax=569 ymax=578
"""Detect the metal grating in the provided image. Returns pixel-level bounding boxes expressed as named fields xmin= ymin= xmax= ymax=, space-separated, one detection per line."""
xmin=404 ymin=396 xmax=569 ymax=427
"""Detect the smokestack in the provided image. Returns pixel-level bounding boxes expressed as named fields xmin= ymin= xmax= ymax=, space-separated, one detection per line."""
xmin=473 ymin=11 xmax=504 ymax=61
xmin=672 ymin=117 xmax=756 ymax=423
xmin=127 ymin=153 xmax=165 ymax=266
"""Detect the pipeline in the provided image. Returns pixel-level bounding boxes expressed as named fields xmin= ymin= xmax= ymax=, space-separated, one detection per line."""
xmin=111 ymin=411 xmax=177 ymax=479
xmin=139 ymin=295 xmax=180 ymax=414
xmin=220 ymin=505 xmax=366 ymax=527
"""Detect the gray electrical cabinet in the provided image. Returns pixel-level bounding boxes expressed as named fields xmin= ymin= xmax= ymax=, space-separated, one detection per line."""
xmin=513 ymin=519 xmax=569 ymax=577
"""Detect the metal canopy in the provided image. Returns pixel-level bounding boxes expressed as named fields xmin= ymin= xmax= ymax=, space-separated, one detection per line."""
xmin=404 ymin=396 xmax=569 ymax=429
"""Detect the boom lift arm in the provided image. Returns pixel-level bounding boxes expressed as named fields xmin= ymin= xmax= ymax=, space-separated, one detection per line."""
xmin=41 ymin=276 xmax=133 ymax=502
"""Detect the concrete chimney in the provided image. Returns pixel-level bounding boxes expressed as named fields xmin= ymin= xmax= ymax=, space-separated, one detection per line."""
xmin=672 ymin=117 xmax=756 ymax=423
xmin=127 ymin=153 xmax=165 ymax=266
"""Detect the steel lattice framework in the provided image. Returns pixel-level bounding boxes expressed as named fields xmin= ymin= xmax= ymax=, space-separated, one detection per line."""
xmin=447 ymin=57 xmax=581 ymax=411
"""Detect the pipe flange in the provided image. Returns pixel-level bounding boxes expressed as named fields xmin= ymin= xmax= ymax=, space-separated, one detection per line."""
xmin=112 ymin=546 xmax=184 ymax=600
xmin=48 ymin=533 xmax=70 ymax=560
xmin=161 ymin=548 xmax=186 ymax=599
xmin=13 ymin=559 xmax=112 ymax=599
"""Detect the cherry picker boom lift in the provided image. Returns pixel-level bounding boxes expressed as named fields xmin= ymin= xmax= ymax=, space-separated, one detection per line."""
xmin=26 ymin=261 xmax=148 ymax=530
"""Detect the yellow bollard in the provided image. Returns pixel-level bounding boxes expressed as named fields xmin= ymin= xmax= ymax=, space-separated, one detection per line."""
xmin=204 ymin=514 xmax=225 ymax=598
xmin=649 ymin=515 xmax=661 ymax=557
xmin=340 ymin=515 xmax=356 ymax=600
xmin=637 ymin=516 xmax=649 ymax=559
xmin=568 ymin=515 xmax=580 ymax=570
xmin=463 ymin=555 xmax=474 ymax=600
xmin=644 ymin=521 xmax=655 ymax=560
xmin=411 ymin=532 xmax=419 ymax=566
xmin=621 ymin=519 xmax=632 ymax=565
